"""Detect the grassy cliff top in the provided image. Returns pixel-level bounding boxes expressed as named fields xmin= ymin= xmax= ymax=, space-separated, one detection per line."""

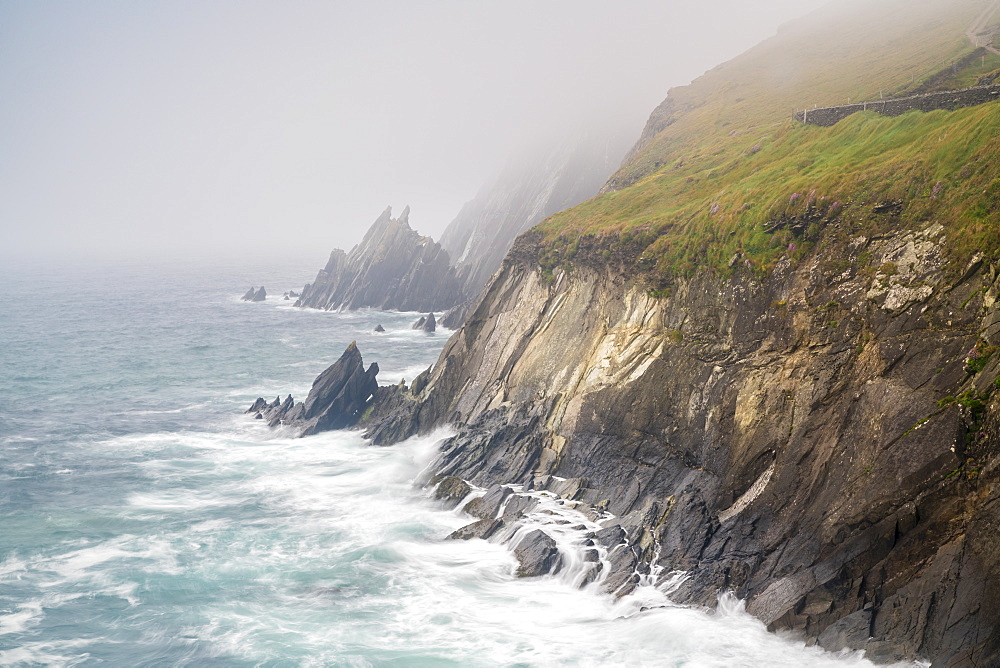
xmin=531 ymin=0 xmax=1000 ymax=285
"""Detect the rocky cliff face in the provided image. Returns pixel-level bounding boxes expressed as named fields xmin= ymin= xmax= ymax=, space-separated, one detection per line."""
xmin=374 ymin=222 xmax=1000 ymax=666
xmin=439 ymin=130 xmax=633 ymax=301
xmin=295 ymin=206 xmax=464 ymax=312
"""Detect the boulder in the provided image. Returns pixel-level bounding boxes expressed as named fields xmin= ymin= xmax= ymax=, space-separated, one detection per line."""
xmin=448 ymin=518 xmax=506 ymax=541
xmin=462 ymin=484 xmax=513 ymax=519
xmin=373 ymin=324 xmax=386 ymax=333
xmin=502 ymin=495 xmax=540 ymax=519
xmin=434 ymin=476 xmax=472 ymax=508
xmin=512 ymin=529 xmax=562 ymax=577
xmin=412 ymin=316 xmax=426 ymax=330
xmin=421 ymin=312 xmax=436 ymax=333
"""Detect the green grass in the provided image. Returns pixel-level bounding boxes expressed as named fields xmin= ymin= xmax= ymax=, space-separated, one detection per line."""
xmin=535 ymin=103 xmax=1000 ymax=283
xmin=525 ymin=0 xmax=1000 ymax=287
xmin=610 ymin=0 xmax=988 ymax=191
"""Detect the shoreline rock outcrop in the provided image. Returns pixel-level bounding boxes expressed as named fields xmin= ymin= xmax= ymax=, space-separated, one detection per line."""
xmin=242 ymin=286 xmax=266 ymax=302
xmin=246 ymin=341 xmax=379 ymax=436
xmin=294 ymin=206 xmax=464 ymax=313
xmin=359 ymin=222 xmax=1000 ymax=666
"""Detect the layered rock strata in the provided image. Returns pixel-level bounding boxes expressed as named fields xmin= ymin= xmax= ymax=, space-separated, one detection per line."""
xmin=295 ymin=206 xmax=463 ymax=312
xmin=246 ymin=342 xmax=379 ymax=436
xmin=366 ymin=222 xmax=1000 ymax=666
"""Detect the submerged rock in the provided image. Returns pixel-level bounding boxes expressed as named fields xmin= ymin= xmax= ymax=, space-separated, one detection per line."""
xmin=373 ymin=324 xmax=385 ymax=333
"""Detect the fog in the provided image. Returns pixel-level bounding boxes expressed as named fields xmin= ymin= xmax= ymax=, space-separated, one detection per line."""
xmin=1 ymin=0 xmax=831 ymax=265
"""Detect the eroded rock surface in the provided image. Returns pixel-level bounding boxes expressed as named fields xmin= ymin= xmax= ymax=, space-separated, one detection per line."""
xmin=295 ymin=206 xmax=463 ymax=313
xmin=246 ymin=341 xmax=379 ymax=436
xmin=367 ymin=222 xmax=1000 ymax=666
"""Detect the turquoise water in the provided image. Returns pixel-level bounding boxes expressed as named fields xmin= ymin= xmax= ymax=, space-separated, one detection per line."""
xmin=0 ymin=258 xmax=911 ymax=666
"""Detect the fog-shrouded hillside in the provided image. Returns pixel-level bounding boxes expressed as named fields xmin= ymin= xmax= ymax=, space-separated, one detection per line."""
xmin=439 ymin=125 xmax=637 ymax=300
xmin=534 ymin=0 xmax=999 ymax=286
xmin=609 ymin=0 xmax=991 ymax=191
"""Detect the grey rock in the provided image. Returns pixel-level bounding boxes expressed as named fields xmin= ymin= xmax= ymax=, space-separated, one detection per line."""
xmin=294 ymin=206 xmax=464 ymax=313
xmin=433 ymin=476 xmax=472 ymax=508
xmin=421 ymin=312 xmax=436 ymax=333
xmin=462 ymin=484 xmax=514 ymax=519
xmin=448 ymin=518 xmax=505 ymax=541
xmin=512 ymin=529 xmax=562 ymax=577
xmin=502 ymin=495 xmax=540 ymax=519
xmin=245 ymin=342 xmax=379 ymax=437
xmin=373 ymin=324 xmax=385 ymax=333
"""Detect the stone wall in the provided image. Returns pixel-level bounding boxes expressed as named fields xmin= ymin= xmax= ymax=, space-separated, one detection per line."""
xmin=795 ymin=83 xmax=1000 ymax=126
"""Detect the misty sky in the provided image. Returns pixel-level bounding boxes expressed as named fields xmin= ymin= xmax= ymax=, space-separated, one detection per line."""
xmin=1 ymin=0 xmax=832 ymax=265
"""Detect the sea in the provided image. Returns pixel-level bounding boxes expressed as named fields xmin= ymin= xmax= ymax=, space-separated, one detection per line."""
xmin=0 ymin=257 xmax=921 ymax=667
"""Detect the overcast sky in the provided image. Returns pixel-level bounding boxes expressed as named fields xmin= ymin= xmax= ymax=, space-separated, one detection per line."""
xmin=1 ymin=0 xmax=831 ymax=265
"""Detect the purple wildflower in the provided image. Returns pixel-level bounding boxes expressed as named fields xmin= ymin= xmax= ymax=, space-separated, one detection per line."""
xmin=789 ymin=193 xmax=801 ymax=205
xmin=788 ymin=243 xmax=797 ymax=253
xmin=709 ymin=203 xmax=721 ymax=214
xmin=930 ymin=181 xmax=944 ymax=199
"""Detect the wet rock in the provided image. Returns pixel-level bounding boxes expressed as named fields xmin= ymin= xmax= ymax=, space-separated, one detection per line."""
xmin=512 ymin=529 xmax=562 ymax=577
xmin=603 ymin=544 xmax=640 ymax=597
xmin=595 ymin=525 xmax=627 ymax=549
xmin=412 ymin=316 xmax=426 ymax=330
xmin=251 ymin=287 xmax=266 ymax=301
xmin=245 ymin=397 xmax=267 ymax=414
xmin=373 ymin=324 xmax=385 ymax=333
xmin=448 ymin=518 xmax=505 ymax=541
xmin=462 ymin=484 xmax=513 ymax=519
xmin=502 ymin=495 xmax=540 ymax=519
xmin=421 ymin=312 xmax=436 ymax=333
xmin=241 ymin=287 xmax=256 ymax=301
xmin=297 ymin=342 xmax=379 ymax=436
xmin=434 ymin=476 xmax=472 ymax=508
xmin=817 ymin=609 xmax=872 ymax=653
xmin=245 ymin=342 xmax=380 ymax=437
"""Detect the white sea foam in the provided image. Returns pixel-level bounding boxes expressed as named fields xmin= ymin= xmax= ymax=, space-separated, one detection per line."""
xmin=0 ymin=638 xmax=92 ymax=666
xmin=0 ymin=602 xmax=44 ymax=635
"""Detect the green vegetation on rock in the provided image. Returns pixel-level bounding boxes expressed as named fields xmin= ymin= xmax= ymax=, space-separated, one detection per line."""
xmin=527 ymin=0 xmax=999 ymax=290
